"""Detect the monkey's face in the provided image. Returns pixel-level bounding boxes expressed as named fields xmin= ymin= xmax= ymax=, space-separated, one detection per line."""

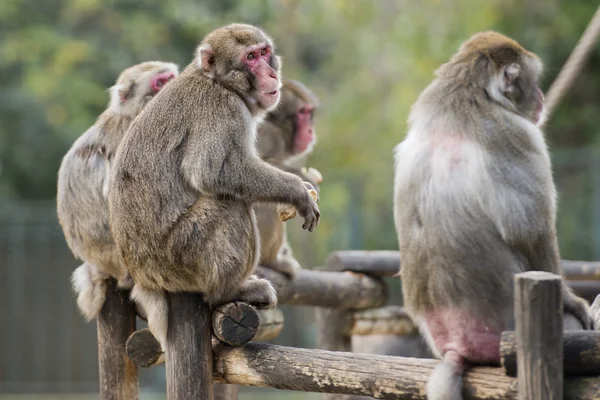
xmin=110 ymin=61 xmax=179 ymax=115
xmin=198 ymin=24 xmax=283 ymax=114
xmin=292 ymin=103 xmax=317 ymax=156
xmin=499 ymin=59 xmax=545 ymax=126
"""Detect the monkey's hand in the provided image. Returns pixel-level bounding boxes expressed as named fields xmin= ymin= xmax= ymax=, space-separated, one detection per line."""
xmin=277 ymin=185 xmax=319 ymax=229
xmin=564 ymin=289 xmax=594 ymax=330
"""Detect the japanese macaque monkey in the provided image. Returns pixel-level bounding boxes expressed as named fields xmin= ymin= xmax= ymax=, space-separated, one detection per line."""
xmin=57 ymin=61 xmax=178 ymax=320
xmin=255 ymin=79 xmax=322 ymax=278
xmin=108 ymin=24 xmax=320 ymax=351
xmin=393 ymin=31 xmax=593 ymax=400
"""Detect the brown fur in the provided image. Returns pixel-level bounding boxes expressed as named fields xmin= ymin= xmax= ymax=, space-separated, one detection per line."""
xmin=254 ymin=80 xmax=320 ymax=277
xmin=57 ymin=61 xmax=179 ymax=321
xmin=108 ymin=24 xmax=320 ymax=350
xmin=393 ymin=31 xmax=592 ymax=400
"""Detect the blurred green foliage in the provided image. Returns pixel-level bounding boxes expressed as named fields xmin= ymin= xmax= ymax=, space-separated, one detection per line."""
xmin=0 ymin=0 xmax=599 ymax=262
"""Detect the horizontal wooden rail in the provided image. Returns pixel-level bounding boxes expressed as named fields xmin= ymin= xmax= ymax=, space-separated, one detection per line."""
xmin=212 ymin=342 xmax=600 ymax=399
xmin=256 ymin=266 xmax=387 ymax=309
xmin=127 ymin=306 xmax=283 ymax=368
xmin=501 ymin=331 xmax=600 ymax=376
xmin=350 ymin=305 xmax=417 ymax=336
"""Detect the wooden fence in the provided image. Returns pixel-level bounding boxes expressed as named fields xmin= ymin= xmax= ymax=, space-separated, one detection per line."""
xmin=98 ymin=251 xmax=600 ymax=399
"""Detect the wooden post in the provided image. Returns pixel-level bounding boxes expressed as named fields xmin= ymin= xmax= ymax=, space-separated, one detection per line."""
xmin=316 ymin=307 xmax=353 ymax=400
xmin=214 ymin=384 xmax=238 ymax=400
xmin=97 ymin=278 xmax=138 ymax=400
xmin=515 ymin=271 xmax=563 ymax=400
xmin=166 ymin=292 xmax=214 ymax=400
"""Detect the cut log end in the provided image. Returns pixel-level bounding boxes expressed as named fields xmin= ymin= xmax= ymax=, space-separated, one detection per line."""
xmin=125 ymin=328 xmax=164 ymax=368
xmin=212 ymin=302 xmax=260 ymax=347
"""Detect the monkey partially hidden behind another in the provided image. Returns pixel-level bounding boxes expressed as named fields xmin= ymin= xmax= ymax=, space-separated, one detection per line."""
xmin=57 ymin=61 xmax=179 ymax=321
xmin=108 ymin=24 xmax=320 ymax=351
xmin=393 ymin=31 xmax=593 ymax=400
xmin=255 ymin=79 xmax=323 ymax=278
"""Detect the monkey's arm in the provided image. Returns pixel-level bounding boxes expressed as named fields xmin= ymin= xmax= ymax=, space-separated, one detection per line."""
xmin=263 ymin=158 xmax=321 ymax=193
xmin=183 ymin=120 xmax=312 ymax=207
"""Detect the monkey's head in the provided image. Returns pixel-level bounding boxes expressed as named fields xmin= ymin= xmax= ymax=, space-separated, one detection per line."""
xmin=196 ymin=23 xmax=283 ymax=116
xmin=442 ymin=31 xmax=545 ymax=126
xmin=109 ymin=61 xmax=179 ymax=116
xmin=261 ymin=80 xmax=320 ymax=159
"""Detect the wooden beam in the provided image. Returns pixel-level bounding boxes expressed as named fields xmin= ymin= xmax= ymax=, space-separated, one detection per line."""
xmin=350 ymin=306 xmax=417 ymax=336
xmin=212 ymin=303 xmax=283 ymax=347
xmin=326 ymin=250 xmax=400 ymax=277
xmin=127 ymin=307 xmax=283 ymax=368
xmin=515 ymin=271 xmax=563 ymax=400
xmin=97 ymin=278 xmax=138 ymax=400
xmin=501 ymin=331 xmax=600 ymax=376
xmin=561 ymin=261 xmax=600 ymax=280
xmin=257 ymin=266 xmax=387 ymax=309
xmin=567 ymin=280 xmax=600 ymax=303
xmin=212 ymin=342 xmax=600 ymax=399
xmin=165 ymin=292 xmax=214 ymax=400
xmin=323 ymin=251 xmax=600 ymax=282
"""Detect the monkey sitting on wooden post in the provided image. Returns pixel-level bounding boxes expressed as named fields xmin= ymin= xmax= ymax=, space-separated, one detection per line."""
xmin=108 ymin=24 xmax=321 ymax=351
xmin=393 ymin=31 xmax=593 ymax=400
xmin=57 ymin=61 xmax=179 ymax=321
xmin=255 ymin=79 xmax=323 ymax=278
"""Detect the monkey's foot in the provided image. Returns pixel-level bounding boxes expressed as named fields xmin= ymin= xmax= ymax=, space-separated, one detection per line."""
xmin=565 ymin=294 xmax=594 ymax=330
xmin=233 ymin=277 xmax=278 ymax=309
xmin=263 ymin=255 xmax=301 ymax=279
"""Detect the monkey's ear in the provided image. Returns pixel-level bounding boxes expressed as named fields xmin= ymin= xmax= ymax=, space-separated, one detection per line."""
xmin=197 ymin=43 xmax=215 ymax=73
xmin=108 ymin=83 xmax=125 ymax=109
xmin=502 ymin=63 xmax=520 ymax=87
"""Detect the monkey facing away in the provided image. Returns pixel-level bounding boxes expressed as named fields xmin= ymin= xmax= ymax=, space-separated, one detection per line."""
xmin=108 ymin=24 xmax=320 ymax=350
xmin=255 ymin=79 xmax=322 ymax=278
xmin=57 ymin=61 xmax=178 ymax=321
xmin=393 ymin=31 xmax=593 ymax=400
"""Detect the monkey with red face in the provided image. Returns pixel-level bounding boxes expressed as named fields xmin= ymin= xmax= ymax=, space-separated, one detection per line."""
xmin=393 ymin=31 xmax=593 ymax=400
xmin=57 ymin=61 xmax=178 ymax=321
xmin=108 ymin=24 xmax=320 ymax=351
xmin=255 ymin=80 xmax=322 ymax=278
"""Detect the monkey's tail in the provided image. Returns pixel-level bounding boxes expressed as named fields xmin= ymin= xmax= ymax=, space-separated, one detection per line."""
xmin=426 ymin=350 xmax=464 ymax=400
xmin=71 ymin=263 xmax=107 ymax=321
xmin=131 ymin=285 xmax=168 ymax=352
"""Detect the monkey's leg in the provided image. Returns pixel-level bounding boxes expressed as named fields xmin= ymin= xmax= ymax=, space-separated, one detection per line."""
xmin=166 ymin=197 xmax=278 ymax=310
xmin=131 ymin=285 xmax=168 ymax=351
xmin=267 ymin=242 xmax=302 ymax=278
xmin=562 ymin=283 xmax=594 ymax=330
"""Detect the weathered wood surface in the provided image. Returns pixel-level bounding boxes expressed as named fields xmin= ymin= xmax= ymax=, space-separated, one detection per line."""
xmin=257 ymin=266 xmax=387 ymax=309
xmin=326 ymin=251 xmax=400 ymax=277
xmin=214 ymin=384 xmax=238 ymax=400
xmin=515 ymin=272 xmax=563 ymax=400
xmin=165 ymin=292 xmax=214 ymax=400
xmin=501 ymin=331 xmax=600 ymax=376
xmin=561 ymin=260 xmax=600 ymax=280
xmin=212 ymin=303 xmax=283 ymax=346
xmin=212 ymin=342 xmax=600 ymax=399
xmin=324 ymin=251 xmax=600 ymax=282
xmin=127 ymin=307 xmax=284 ymax=368
xmin=350 ymin=306 xmax=417 ymax=336
xmin=567 ymin=280 xmax=600 ymax=303
xmin=97 ymin=278 xmax=138 ymax=400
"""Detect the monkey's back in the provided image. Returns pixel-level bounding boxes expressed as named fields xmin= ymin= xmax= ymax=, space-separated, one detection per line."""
xmin=109 ymin=68 xmax=257 ymax=293
xmin=394 ymin=86 xmax=556 ymax=328
xmin=57 ymin=126 xmax=121 ymax=278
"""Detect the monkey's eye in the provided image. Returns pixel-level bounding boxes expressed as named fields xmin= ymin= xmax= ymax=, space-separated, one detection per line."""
xmin=261 ymin=48 xmax=267 ymax=56
xmin=247 ymin=53 xmax=255 ymax=60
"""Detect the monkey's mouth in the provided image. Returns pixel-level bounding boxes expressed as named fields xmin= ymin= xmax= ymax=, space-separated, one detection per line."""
xmin=265 ymin=90 xmax=278 ymax=96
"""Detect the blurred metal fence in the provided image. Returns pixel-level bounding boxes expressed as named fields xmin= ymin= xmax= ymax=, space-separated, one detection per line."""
xmin=0 ymin=147 xmax=599 ymax=393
